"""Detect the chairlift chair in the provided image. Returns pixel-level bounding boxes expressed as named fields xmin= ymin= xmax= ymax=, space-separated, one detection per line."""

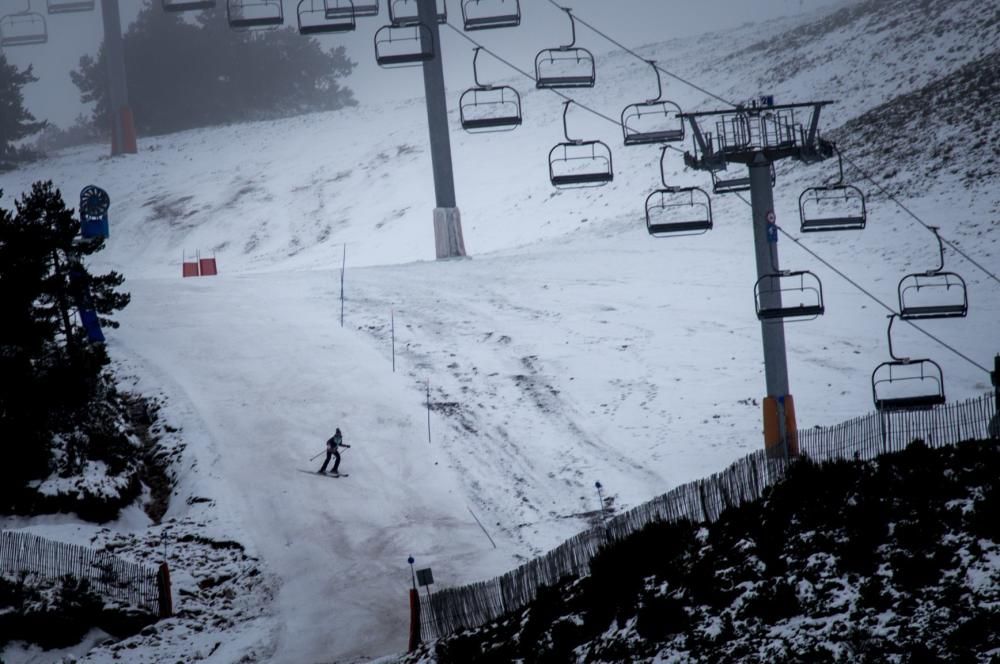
xmin=47 ymin=0 xmax=94 ymax=13
xmin=754 ymin=270 xmax=825 ymax=321
xmin=548 ymin=101 xmax=613 ymax=188
xmin=461 ymin=0 xmax=520 ymax=30
xmin=535 ymin=8 xmax=595 ymax=89
xmin=328 ymin=0 xmax=377 ymax=17
xmin=227 ymin=0 xmax=284 ymax=29
xmin=646 ymin=187 xmax=712 ymax=237
xmin=798 ymin=145 xmax=867 ymax=232
xmin=374 ymin=23 xmax=433 ymax=67
xmin=0 ymin=8 xmax=48 ymax=46
xmin=621 ymin=61 xmax=684 ymax=146
xmin=897 ymin=226 xmax=968 ymax=320
xmin=872 ymin=314 xmax=945 ymax=411
xmin=459 ymin=47 xmax=522 ymax=133
xmin=645 ymin=146 xmax=712 ymax=236
xmin=711 ymin=162 xmax=774 ymax=195
xmin=299 ymin=0 xmax=355 ymax=33
xmin=163 ymin=0 xmax=216 ymax=11
xmin=388 ymin=0 xmax=445 ymax=26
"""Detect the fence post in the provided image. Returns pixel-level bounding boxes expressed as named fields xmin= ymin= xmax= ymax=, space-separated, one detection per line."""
xmin=409 ymin=587 xmax=422 ymax=652
xmin=157 ymin=562 xmax=173 ymax=618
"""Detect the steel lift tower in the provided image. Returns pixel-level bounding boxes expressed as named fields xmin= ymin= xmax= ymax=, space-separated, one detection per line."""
xmin=680 ymin=99 xmax=835 ymax=458
xmin=100 ymin=0 xmax=136 ymax=155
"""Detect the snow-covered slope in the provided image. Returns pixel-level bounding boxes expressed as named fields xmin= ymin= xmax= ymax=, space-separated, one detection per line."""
xmin=2 ymin=0 xmax=997 ymax=661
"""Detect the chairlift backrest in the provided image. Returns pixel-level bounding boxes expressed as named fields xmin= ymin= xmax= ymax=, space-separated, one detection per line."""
xmin=374 ymin=23 xmax=433 ymax=67
xmin=754 ymin=270 xmax=824 ymax=321
xmin=646 ymin=185 xmax=712 ymax=237
xmin=548 ymin=101 xmax=612 ymax=188
xmin=534 ymin=8 xmax=595 ymax=89
xmin=227 ymin=0 xmax=284 ymax=29
xmin=621 ymin=61 xmax=684 ymax=146
xmin=299 ymin=0 xmax=355 ymax=33
xmin=162 ymin=0 xmax=216 ymax=11
xmin=47 ymin=0 xmax=94 ymax=13
xmin=0 ymin=10 xmax=47 ymax=46
xmin=461 ymin=0 xmax=520 ymax=30
xmin=389 ymin=0 xmax=445 ymax=26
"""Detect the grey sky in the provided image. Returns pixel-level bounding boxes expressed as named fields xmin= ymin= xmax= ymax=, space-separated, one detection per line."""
xmin=3 ymin=0 xmax=836 ymax=128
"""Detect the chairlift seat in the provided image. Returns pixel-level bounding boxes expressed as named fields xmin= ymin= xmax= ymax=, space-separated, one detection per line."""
xmin=645 ymin=186 xmax=712 ymax=237
xmin=461 ymin=0 xmax=520 ymax=30
xmin=228 ymin=0 xmax=283 ymax=29
xmin=535 ymin=48 xmax=596 ymax=89
xmin=872 ymin=358 xmax=945 ymax=412
xmin=47 ymin=0 xmax=94 ymax=13
xmin=754 ymin=271 xmax=825 ymax=322
xmin=328 ymin=0 xmax=377 ymax=17
xmin=299 ymin=0 xmax=355 ymax=33
xmin=374 ymin=24 xmax=434 ymax=68
xmin=459 ymin=85 xmax=522 ymax=133
xmin=713 ymin=175 xmax=751 ymax=194
xmin=389 ymin=0 xmax=445 ymax=26
xmin=875 ymin=394 xmax=946 ymax=412
xmin=549 ymin=140 xmax=613 ymax=189
xmin=622 ymin=101 xmax=684 ymax=146
xmin=898 ymin=271 xmax=968 ymax=320
xmin=799 ymin=184 xmax=867 ymax=232
xmin=0 ymin=12 xmax=48 ymax=46
xmin=163 ymin=0 xmax=216 ymax=11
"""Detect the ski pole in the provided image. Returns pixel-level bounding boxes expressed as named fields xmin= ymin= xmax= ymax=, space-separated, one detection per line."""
xmin=310 ymin=449 xmax=327 ymax=461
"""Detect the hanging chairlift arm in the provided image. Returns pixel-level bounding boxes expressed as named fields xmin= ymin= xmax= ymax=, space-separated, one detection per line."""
xmin=558 ymin=6 xmax=577 ymax=49
xmin=561 ymin=100 xmax=580 ymax=143
xmin=925 ymin=226 xmax=946 ymax=275
xmin=645 ymin=60 xmax=663 ymax=103
xmin=471 ymin=46 xmax=491 ymax=89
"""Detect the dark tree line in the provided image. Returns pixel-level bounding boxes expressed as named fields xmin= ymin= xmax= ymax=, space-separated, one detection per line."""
xmin=0 ymin=182 xmax=130 ymax=508
xmin=72 ymin=3 xmax=357 ymax=137
xmin=0 ymin=52 xmax=45 ymax=171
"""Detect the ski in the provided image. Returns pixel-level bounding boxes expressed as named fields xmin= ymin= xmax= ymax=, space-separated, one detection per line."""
xmin=298 ymin=469 xmax=349 ymax=478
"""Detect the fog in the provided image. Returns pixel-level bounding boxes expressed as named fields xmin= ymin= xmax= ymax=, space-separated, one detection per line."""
xmin=3 ymin=0 xmax=843 ymax=129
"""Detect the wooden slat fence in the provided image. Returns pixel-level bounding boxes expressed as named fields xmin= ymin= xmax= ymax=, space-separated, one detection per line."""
xmin=0 ymin=530 xmax=160 ymax=615
xmin=420 ymin=391 xmax=997 ymax=640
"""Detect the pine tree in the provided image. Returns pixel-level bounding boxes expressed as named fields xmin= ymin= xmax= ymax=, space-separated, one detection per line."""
xmin=0 ymin=182 xmax=130 ymax=504
xmin=0 ymin=52 xmax=46 ymax=170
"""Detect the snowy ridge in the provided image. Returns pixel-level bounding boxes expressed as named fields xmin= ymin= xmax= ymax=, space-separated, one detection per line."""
xmin=1 ymin=0 xmax=998 ymax=661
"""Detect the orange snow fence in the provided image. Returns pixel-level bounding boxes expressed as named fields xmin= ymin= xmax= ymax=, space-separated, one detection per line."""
xmin=182 ymin=261 xmax=200 ymax=278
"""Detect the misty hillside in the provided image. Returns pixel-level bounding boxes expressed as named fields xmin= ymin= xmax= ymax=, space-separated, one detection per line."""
xmin=1 ymin=0 xmax=997 ymax=661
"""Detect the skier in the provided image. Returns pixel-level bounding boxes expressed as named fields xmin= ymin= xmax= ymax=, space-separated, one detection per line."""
xmin=318 ymin=428 xmax=350 ymax=475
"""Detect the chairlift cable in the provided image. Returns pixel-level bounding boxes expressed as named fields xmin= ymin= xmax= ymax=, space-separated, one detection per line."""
xmin=444 ymin=22 xmax=686 ymax=153
xmin=543 ymin=0 xmax=735 ymax=107
xmin=544 ymin=0 xmax=998 ymax=287
xmin=777 ymin=225 xmax=990 ymax=375
xmin=839 ymin=152 xmax=1000 ymax=287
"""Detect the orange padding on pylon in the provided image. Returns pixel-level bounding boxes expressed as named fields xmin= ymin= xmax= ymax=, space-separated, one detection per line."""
xmin=182 ymin=262 xmax=199 ymax=278
xmin=199 ymin=258 xmax=218 ymax=276
xmin=763 ymin=395 xmax=799 ymax=457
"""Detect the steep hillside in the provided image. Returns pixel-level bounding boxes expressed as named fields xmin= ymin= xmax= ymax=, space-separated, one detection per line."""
xmin=406 ymin=440 xmax=1000 ymax=663
xmin=832 ymin=50 xmax=1000 ymax=200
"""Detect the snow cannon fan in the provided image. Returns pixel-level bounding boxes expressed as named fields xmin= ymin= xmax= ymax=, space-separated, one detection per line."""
xmin=79 ymin=185 xmax=111 ymax=239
